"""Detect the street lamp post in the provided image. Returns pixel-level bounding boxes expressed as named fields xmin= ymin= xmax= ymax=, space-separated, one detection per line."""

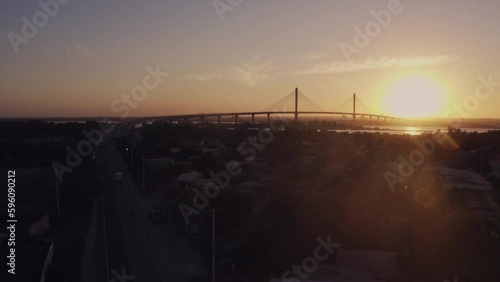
xmin=200 ymin=208 xmax=221 ymax=282
xmin=142 ymin=155 xmax=146 ymax=193
xmin=54 ymin=173 xmax=61 ymax=220
xmin=212 ymin=207 xmax=215 ymax=282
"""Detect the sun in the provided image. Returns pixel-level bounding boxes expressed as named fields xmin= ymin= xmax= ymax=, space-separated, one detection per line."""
xmin=381 ymin=75 xmax=446 ymax=118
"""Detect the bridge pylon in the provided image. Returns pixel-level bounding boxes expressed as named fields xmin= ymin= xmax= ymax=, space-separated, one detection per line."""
xmin=353 ymin=93 xmax=356 ymax=126
xmin=295 ymin=87 xmax=299 ymax=123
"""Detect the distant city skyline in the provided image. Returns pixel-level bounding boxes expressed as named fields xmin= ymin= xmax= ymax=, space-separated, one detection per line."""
xmin=1 ymin=0 xmax=500 ymax=118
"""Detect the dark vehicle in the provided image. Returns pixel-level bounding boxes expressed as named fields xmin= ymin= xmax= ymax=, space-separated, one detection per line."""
xmin=115 ymin=172 xmax=123 ymax=182
xmin=147 ymin=203 xmax=167 ymax=224
xmin=185 ymin=217 xmax=204 ymax=247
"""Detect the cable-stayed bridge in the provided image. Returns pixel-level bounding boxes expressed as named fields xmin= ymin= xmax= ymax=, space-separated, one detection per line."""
xmin=143 ymin=88 xmax=405 ymax=125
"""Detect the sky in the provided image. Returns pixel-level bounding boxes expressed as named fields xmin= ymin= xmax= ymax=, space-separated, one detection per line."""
xmin=1 ymin=0 xmax=500 ymax=118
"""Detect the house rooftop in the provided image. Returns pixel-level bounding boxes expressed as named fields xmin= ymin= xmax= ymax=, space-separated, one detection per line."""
xmin=175 ymin=172 xmax=203 ymax=183
xmin=430 ymin=167 xmax=492 ymax=192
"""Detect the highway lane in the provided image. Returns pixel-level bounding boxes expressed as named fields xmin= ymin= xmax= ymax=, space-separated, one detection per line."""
xmin=89 ymin=121 xmax=201 ymax=282
xmin=93 ymin=138 xmax=167 ymax=282
xmin=94 ymin=142 xmax=131 ymax=282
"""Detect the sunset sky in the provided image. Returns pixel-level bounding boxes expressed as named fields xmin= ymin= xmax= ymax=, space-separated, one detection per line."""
xmin=1 ymin=0 xmax=499 ymax=118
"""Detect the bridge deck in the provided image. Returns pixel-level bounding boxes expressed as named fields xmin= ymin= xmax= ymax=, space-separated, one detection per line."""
xmin=142 ymin=111 xmax=404 ymax=122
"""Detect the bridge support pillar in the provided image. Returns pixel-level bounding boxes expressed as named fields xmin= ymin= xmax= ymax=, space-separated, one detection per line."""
xmin=251 ymin=114 xmax=255 ymax=124
xmin=353 ymin=93 xmax=356 ymax=126
xmin=295 ymin=87 xmax=299 ymax=123
xmin=267 ymin=113 xmax=271 ymax=126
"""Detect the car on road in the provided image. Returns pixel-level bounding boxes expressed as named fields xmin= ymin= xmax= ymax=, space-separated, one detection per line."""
xmin=148 ymin=198 xmax=183 ymax=225
xmin=148 ymin=203 xmax=167 ymax=224
xmin=115 ymin=172 xmax=123 ymax=182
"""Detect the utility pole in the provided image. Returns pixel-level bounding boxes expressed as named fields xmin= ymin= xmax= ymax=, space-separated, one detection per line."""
xmin=266 ymin=178 xmax=269 ymax=201
xmin=197 ymin=208 xmax=221 ymax=281
xmin=168 ymin=205 xmax=172 ymax=231
xmin=480 ymin=147 xmax=484 ymax=175
xmin=55 ymin=175 xmax=61 ymax=220
xmin=142 ymin=155 xmax=146 ymax=193
xmin=131 ymin=132 xmax=135 ymax=169
xmin=212 ymin=207 xmax=215 ymax=282
xmin=100 ymin=151 xmax=104 ymax=183
xmin=201 ymin=208 xmax=222 ymax=282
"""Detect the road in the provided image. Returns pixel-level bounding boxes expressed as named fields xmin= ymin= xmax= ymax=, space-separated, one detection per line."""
xmin=93 ymin=137 xmax=167 ymax=282
xmin=82 ymin=123 xmax=201 ymax=282
xmin=81 ymin=123 xmax=205 ymax=282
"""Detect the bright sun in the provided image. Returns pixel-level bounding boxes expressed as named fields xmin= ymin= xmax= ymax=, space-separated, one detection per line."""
xmin=382 ymin=75 xmax=446 ymax=118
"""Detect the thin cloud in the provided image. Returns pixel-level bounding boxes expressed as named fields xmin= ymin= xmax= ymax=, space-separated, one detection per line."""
xmin=299 ymin=55 xmax=458 ymax=75
xmin=184 ymin=57 xmax=277 ymax=86
xmin=65 ymin=41 xmax=91 ymax=58
xmin=183 ymin=72 xmax=223 ymax=82
xmin=227 ymin=58 xmax=274 ymax=86
xmin=302 ymin=51 xmax=327 ymax=61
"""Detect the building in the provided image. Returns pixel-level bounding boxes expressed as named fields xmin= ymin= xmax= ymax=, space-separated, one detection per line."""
xmin=175 ymin=171 xmax=204 ymax=192
xmin=430 ymin=167 xmax=500 ymax=221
